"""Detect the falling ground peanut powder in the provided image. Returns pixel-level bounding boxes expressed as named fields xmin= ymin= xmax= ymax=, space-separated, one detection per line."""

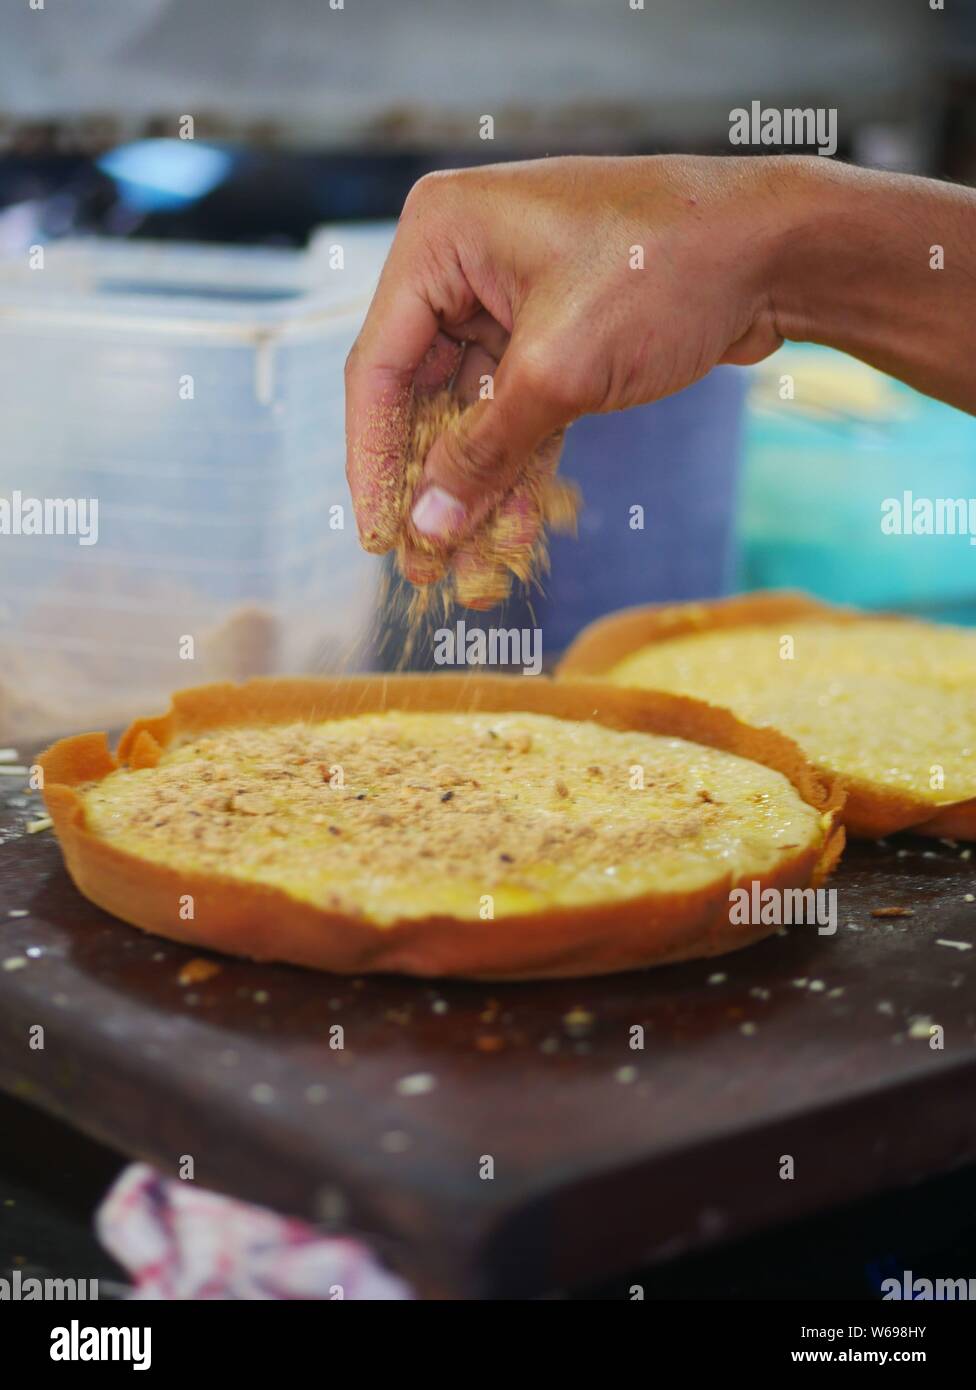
xmin=393 ymin=390 xmax=579 ymax=616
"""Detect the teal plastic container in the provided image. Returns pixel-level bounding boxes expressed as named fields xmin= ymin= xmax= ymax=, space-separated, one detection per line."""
xmin=738 ymin=345 xmax=976 ymax=624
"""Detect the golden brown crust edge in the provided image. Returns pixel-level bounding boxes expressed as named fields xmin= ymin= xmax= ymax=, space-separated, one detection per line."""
xmin=556 ymin=590 xmax=857 ymax=678
xmin=39 ymin=674 xmax=845 ymax=980
xmin=557 ymin=591 xmax=976 ymax=843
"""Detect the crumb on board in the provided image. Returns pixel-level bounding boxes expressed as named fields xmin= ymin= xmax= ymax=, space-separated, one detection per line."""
xmin=380 ymin=1131 xmax=411 ymax=1153
xmin=871 ymin=906 xmax=914 ymax=919
xmin=177 ymin=958 xmax=222 ymax=986
xmin=395 ymin=1072 xmax=436 ymax=1097
xmin=562 ymin=1006 xmax=594 ymax=1038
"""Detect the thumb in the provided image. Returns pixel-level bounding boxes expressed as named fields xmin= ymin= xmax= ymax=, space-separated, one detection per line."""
xmin=409 ymin=345 xmax=570 ymax=546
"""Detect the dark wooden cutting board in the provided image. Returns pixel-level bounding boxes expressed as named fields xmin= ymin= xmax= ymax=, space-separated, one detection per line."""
xmin=1 ymin=751 xmax=975 ymax=1297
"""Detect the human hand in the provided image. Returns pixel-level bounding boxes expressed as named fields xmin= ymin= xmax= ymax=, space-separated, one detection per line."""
xmin=345 ymin=154 xmax=788 ymax=583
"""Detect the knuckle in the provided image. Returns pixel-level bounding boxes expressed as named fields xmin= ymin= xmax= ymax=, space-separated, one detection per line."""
xmin=403 ymin=168 xmax=459 ymax=215
xmin=516 ymin=354 xmax=579 ymax=419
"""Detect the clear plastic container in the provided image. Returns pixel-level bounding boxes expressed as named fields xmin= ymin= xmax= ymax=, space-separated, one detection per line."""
xmin=0 ymin=227 xmax=393 ymax=740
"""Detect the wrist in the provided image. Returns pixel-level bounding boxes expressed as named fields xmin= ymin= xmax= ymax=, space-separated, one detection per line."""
xmin=763 ymin=157 xmax=879 ymax=349
xmin=765 ymin=157 xmax=973 ymax=391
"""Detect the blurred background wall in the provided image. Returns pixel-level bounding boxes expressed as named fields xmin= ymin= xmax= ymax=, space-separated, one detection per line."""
xmin=3 ymin=0 xmax=976 ymax=241
xmin=0 ymin=0 xmax=965 ymax=156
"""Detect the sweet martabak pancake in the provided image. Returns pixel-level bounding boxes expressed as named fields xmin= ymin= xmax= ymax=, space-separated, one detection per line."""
xmin=40 ymin=674 xmax=843 ymax=978
xmin=559 ymin=592 xmax=976 ymax=840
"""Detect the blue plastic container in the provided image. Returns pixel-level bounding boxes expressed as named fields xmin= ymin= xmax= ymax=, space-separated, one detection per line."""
xmin=537 ymin=366 xmax=748 ymax=652
xmin=382 ymin=366 xmax=748 ymax=669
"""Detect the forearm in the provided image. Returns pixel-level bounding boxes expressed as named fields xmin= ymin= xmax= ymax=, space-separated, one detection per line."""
xmin=346 ymin=153 xmax=976 ymax=585
xmin=769 ymin=158 xmax=976 ymax=413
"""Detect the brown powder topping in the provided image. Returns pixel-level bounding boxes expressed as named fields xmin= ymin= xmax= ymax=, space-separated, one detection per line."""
xmin=80 ymin=711 xmax=822 ymax=925
xmin=394 ymin=391 xmax=579 ymax=614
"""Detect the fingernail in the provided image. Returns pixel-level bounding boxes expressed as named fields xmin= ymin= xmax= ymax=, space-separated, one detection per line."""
xmin=411 ymin=486 xmax=467 ymax=540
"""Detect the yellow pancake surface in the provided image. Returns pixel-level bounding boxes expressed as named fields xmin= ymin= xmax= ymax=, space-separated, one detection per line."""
xmin=81 ymin=710 xmax=824 ymax=925
xmin=608 ymin=618 xmax=976 ymax=805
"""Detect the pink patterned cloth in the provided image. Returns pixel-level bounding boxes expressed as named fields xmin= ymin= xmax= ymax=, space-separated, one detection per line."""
xmin=96 ymin=1163 xmax=411 ymax=1300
